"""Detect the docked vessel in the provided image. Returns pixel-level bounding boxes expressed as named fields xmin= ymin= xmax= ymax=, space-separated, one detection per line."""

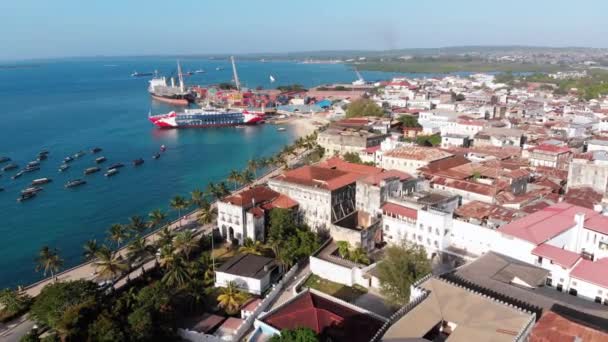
xmin=131 ymin=71 xmax=154 ymax=77
xmin=32 ymin=178 xmax=52 ymax=185
xmin=65 ymin=179 xmax=86 ymax=188
xmin=148 ymin=62 xmax=195 ymax=106
xmin=105 ymin=168 xmax=119 ymax=177
xmin=148 ymin=108 xmax=264 ymax=128
xmin=84 ymin=167 xmax=101 ymax=175
xmin=2 ymin=163 xmax=18 ymax=171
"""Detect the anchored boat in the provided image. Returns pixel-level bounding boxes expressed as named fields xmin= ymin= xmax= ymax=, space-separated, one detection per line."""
xmin=84 ymin=167 xmax=101 ymax=175
xmin=65 ymin=179 xmax=86 ymax=188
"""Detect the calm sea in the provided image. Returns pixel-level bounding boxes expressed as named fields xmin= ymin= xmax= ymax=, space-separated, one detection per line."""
xmin=0 ymin=57 xmax=453 ymax=288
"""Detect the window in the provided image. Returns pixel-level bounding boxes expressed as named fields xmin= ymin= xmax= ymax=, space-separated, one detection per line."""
xmin=537 ymin=256 xmax=543 ymax=264
xmin=546 ymin=278 xmax=552 ymax=287
xmin=569 ymin=288 xmax=578 ymax=297
xmin=595 ymin=296 xmax=602 ymax=304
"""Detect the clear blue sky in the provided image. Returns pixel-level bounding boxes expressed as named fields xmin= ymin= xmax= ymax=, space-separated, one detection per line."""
xmin=1 ymin=0 xmax=607 ymax=61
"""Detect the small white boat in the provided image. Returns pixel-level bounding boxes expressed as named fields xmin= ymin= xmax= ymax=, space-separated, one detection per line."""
xmin=104 ymin=168 xmax=119 ymax=177
xmin=277 ymin=127 xmax=286 ymax=132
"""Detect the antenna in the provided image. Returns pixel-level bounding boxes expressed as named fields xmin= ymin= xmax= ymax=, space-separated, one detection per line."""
xmin=177 ymin=60 xmax=184 ymax=92
xmin=231 ymin=56 xmax=241 ymax=91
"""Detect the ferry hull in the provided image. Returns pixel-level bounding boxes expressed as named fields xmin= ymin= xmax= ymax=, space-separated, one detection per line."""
xmin=150 ymin=94 xmax=189 ymax=106
xmin=149 ymin=110 xmax=264 ymax=129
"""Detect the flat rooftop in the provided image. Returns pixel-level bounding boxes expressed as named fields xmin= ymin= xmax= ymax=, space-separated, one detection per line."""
xmin=216 ymin=253 xmax=277 ymax=279
xmin=384 ymin=147 xmax=453 ymax=162
xmin=383 ymin=277 xmax=533 ymax=342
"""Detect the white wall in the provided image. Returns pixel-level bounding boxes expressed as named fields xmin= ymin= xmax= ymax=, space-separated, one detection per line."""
xmin=491 ymin=234 xmax=536 ymax=264
xmin=449 ymin=220 xmax=499 ymax=256
xmin=569 ymin=277 xmax=608 ymax=303
xmin=310 ymin=255 xmax=355 ymax=287
xmin=215 ymin=272 xmax=268 ymax=295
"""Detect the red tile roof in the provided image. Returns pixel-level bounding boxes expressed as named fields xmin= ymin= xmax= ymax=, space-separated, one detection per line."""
xmin=360 ymin=169 xmax=413 ymax=186
xmin=564 ymin=187 xmax=604 ymax=210
xmin=531 ymin=244 xmax=581 ymax=268
xmin=498 ymin=202 xmax=598 ymax=245
xmin=275 ymin=166 xmax=362 ymax=191
xmin=571 ymin=258 xmax=608 ymax=289
xmin=531 ymin=144 xmax=571 ymax=154
xmin=584 ymin=215 xmax=608 ymax=235
xmin=262 ymin=291 xmax=384 ymax=342
xmin=381 ymin=202 xmax=418 ymax=220
xmin=268 ymin=194 xmax=298 ymax=209
xmin=223 ymin=186 xmax=279 ymax=207
xmin=317 ymin=157 xmax=383 ymax=176
xmin=454 ymin=201 xmax=519 ymax=222
xmin=530 ymin=312 xmax=608 ymax=342
xmin=364 ymin=145 xmax=381 ymax=153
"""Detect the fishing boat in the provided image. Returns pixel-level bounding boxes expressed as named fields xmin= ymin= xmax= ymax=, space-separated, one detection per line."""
xmin=59 ymin=164 xmax=70 ymax=172
xmin=91 ymin=147 xmax=102 ymax=154
xmin=32 ymin=178 xmax=52 ymax=185
xmin=64 ymin=156 xmax=74 ymax=163
xmin=0 ymin=157 xmax=11 ymax=163
xmin=73 ymin=151 xmax=86 ymax=159
xmin=84 ymin=167 xmax=101 ymax=175
xmin=27 ymin=161 xmax=40 ymax=167
xmin=133 ymin=158 xmax=144 ymax=166
xmin=65 ymin=179 xmax=86 ymax=188
xmin=107 ymin=163 xmax=124 ymax=170
xmin=39 ymin=150 xmax=49 ymax=156
xmin=23 ymin=165 xmax=40 ymax=173
xmin=194 ymin=69 xmax=205 ymax=74
xmin=12 ymin=171 xmax=24 ymax=180
xmin=95 ymin=156 xmax=107 ymax=164
xmin=37 ymin=154 xmax=48 ymax=161
xmin=153 ymin=153 xmax=160 ymax=159
xmin=104 ymin=168 xmax=119 ymax=177
xmin=17 ymin=192 xmax=37 ymax=202
xmin=22 ymin=186 xmax=43 ymax=194
xmin=2 ymin=163 xmax=18 ymax=171
xmin=131 ymin=71 xmax=154 ymax=77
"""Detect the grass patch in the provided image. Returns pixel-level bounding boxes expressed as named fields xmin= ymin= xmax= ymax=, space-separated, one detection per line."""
xmin=302 ymin=274 xmax=367 ymax=302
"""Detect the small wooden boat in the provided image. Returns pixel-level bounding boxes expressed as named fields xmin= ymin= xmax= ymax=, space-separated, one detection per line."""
xmin=73 ymin=151 xmax=86 ymax=159
xmin=27 ymin=161 xmax=40 ymax=167
xmin=65 ymin=179 xmax=86 ymax=188
xmin=153 ymin=153 xmax=160 ymax=160
xmin=12 ymin=171 xmax=24 ymax=180
xmin=64 ymin=156 xmax=74 ymax=163
xmin=23 ymin=165 xmax=40 ymax=173
xmin=95 ymin=156 xmax=107 ymax=164
xmin=21 ymin=186 xmax=43 ymax=194
xmin=17 ymin=192 xmax=37 ymax=202
xmin=104 ymin=168 xmax=119 ymax=177
xmin=107 ymin=163 xmax=124 ymax=170
xmin=84 ymin=167 xmax=101 ymax=175
xmin=0 ymin=156 xmax=11 ymax=163
xmin=32 ymin=178 xmax=52 ymax=185
xmin=133 ymin=158 xmax=144 ymax=166
xmin=2 ymin=163 xmax=18 ymax=171
xmin=59 ymin=164 xmax=70 ymax=172
xmin=91 ymin=147 xmax=102 ymax=154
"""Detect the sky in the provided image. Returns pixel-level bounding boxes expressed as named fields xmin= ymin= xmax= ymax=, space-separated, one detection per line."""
xmin=1 ymin=0 xmax=608 ymax=61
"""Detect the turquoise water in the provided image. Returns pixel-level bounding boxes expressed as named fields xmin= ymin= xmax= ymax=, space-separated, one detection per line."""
xmin=0 ymin=58 xmax=446 ymax=288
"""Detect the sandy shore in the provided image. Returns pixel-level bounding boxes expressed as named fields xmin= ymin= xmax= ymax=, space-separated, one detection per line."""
xmin=284 ymin=114 xmax=329 ymax=138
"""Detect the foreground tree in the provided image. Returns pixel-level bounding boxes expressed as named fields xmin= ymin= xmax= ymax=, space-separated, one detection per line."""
xmin=345 ymin=98 xmax=384 ymax=118
xmin=148 ymin=209 xmax=167 ymax=230
xmin=35 ymin=246 xmax=64 ymax=281
xmin=197 ymin=203 xmax=217 ymax=226
xmin=169 ymin=195 xmax=189 ymax=227
xmin=376 ymin=242 xmax=431 ymax=306
xmin=161 ymin=256 xmax=192 ymax=289
xmin=0 ymin=288 xmax=31 ymax=319
xmin=270 ymin=327 xmax=319 ymax=342
xmin=29 ymin=280 xmax=99 ymax=331
xmin=93 ymin=248 xmax=128 ymax=281
xmin=126 ymin=236 xmax=153 ymax=264
xmin=217 ymin=281 xmax=248 ymax=315
xmin=107 ymin=223 xmax=127 ymax=249
xmin=82 ymin=239 xmax=100 ymax=261
xmin=127 ymin=215 xmax=148 ymax=237
xmin=173 ymin=230 xmax=198 ymax=259
xmin=239 ymin=238 xmax=265 ymax=255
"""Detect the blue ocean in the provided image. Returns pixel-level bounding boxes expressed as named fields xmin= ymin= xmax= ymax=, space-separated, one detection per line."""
xmin=0 ymin=57 xmax=441 ymax=288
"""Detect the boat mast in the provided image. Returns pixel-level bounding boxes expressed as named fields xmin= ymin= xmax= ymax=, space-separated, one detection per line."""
xmin=231 ymin=56 xmax=241 ymax=91
xmin=177 ymin=60 xmax=185 ymax=92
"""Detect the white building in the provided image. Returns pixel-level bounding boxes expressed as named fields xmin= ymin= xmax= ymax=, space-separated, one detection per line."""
xmin=381 ymin=147 xmax=453 ymax=175
xmin=215 ymin=254 xmax=280 ymax=295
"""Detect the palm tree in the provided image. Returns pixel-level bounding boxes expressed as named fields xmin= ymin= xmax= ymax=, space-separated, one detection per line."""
xmin=148 ymin=209 xmax=167 ymax=230
xmin=127 ymin=215 xmax=147 ymax=236
xmin=83 ymin=239 xmax=100 ymax=261
xmin=239 ymin=238 xmax=265 ymax=255
xmin=108 ymin=223 xmax=127 ymax=249
xmin=228 ymin=169 xmax=241 ymax=190
xmin=156 ymin=226 xmax=174 ymax=249
xmin=35 ymin=246 xmax=64 ymax=280
xmin=247 ymin=159 xmax=258 ymax=179
xmin=126 ymin=236 xmax=152 ymax=264
xmin=217 ymin=281 xmax=248 ymax=315
xmin=217 ymin=182 xmax=230 ymax=197
xmin=240 ymin=169 xmax=254 ymax=185
xmin=205 ymin=182 xmax=218 ymax=201
xmin=170 ymin=195 xmax=189 ymax=227
xmin=161 ymin=256 xmax=191 ymax=288
xmin=336 ymin=241 xmax=350 ymax=259
xmin=173 ymin=230 xmax=198 ymax=259
xmin=197 ymin=205 xmax=217 ymax=226
xmin=349 ymin=247 xmax=370 ymax=265
xmin=158 ymin=244 xmax=177 ymax=269
xmin=190 ymin=189 xmax=207 ymax=209
xmin=93 ymin=248 xmax=128 ymax=281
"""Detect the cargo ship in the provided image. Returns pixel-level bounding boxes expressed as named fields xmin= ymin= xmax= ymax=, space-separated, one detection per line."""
xmin=148 ymin=108 xmax=264 ymax=128
xmin=147 ymin=61 xmax=196 ymax=106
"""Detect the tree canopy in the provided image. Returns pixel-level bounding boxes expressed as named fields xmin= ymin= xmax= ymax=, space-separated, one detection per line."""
xmin=268 ymin=209 xmax=320 ymax=269
xmin=345 ymin=99 xmax=384 ymax=118
xmin=270 ymin=327 xmax=319 ymax=342
xmin=398 ymin=115 xmax=421 ymax=128
xmin=376 ymin=242 xmax=432 ymax=306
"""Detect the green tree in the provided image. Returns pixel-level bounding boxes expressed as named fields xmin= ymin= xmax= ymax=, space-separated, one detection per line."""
xmin=240 ymin=169 xmax=254 ymax=185
xmin=29 ymin=280 xmax=99 ymax=330
xmin=88 ymin=311 xmax=126 ymax=342
xmin=247 ymin=159 xmax=258 ymax=179
xmin=34 ymin=246 xmax=63 ymax=281
xmin=107 ymin=223 xmax=127 ymax=249
xmin=82 ymin=239 xmax=100 ymax=262
xmin=197 ymin=205 xmax=217 ymax=226
xmin=128 ymin=307 xmax=154 ymax=341
xmin=217 ymin=281 xmax=248 ymax=315
xmin=345 ymin=98 xmax=384 ymax=118
xmin=169 ymin=195 xmax=189 ymax=227
xmin=19 ymin=331 xmax=40 ymax=342
xmin=336 ymin=241 xmax=350 ymax=259
xmin=228 ymin=169 xmax=241 ymax=190
xmin=127 ymin=236 xmax=153 ymax=264
xmin=54 ymin=298 xmax=98 ymax=341
xmin=190 ymin=189 xmax=207 ymax=209
xmin=93 ymin=248 xmax=128 ymax=281
xmin=239 ymin=238 xmax=265 ymax=255
xmin=342 ymin=152 xmax=364 ymax=164
xmin=156 ymin=227 xmax=174 ymax=249
xmin=376 ymin=242 xmax=431 ymax=306
xmin=398 ymin=115 xmax=421 ymax=128
xmin=173 ymin=230 xmax=198 ymax=259
xmin=349 ymin=247 xmax=370 ymax=265
xmin=270 ymin=327 xmax=319 ymax=342
xmin=161 ymin=256 xmax=192 ymax=289
xmin=128 ymin=215 xmax=148 ymax=236
xmin=148 ymin=209 xmax=167 ymax=230
xmin=0 ymin=288 xmax=31 ymax=320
